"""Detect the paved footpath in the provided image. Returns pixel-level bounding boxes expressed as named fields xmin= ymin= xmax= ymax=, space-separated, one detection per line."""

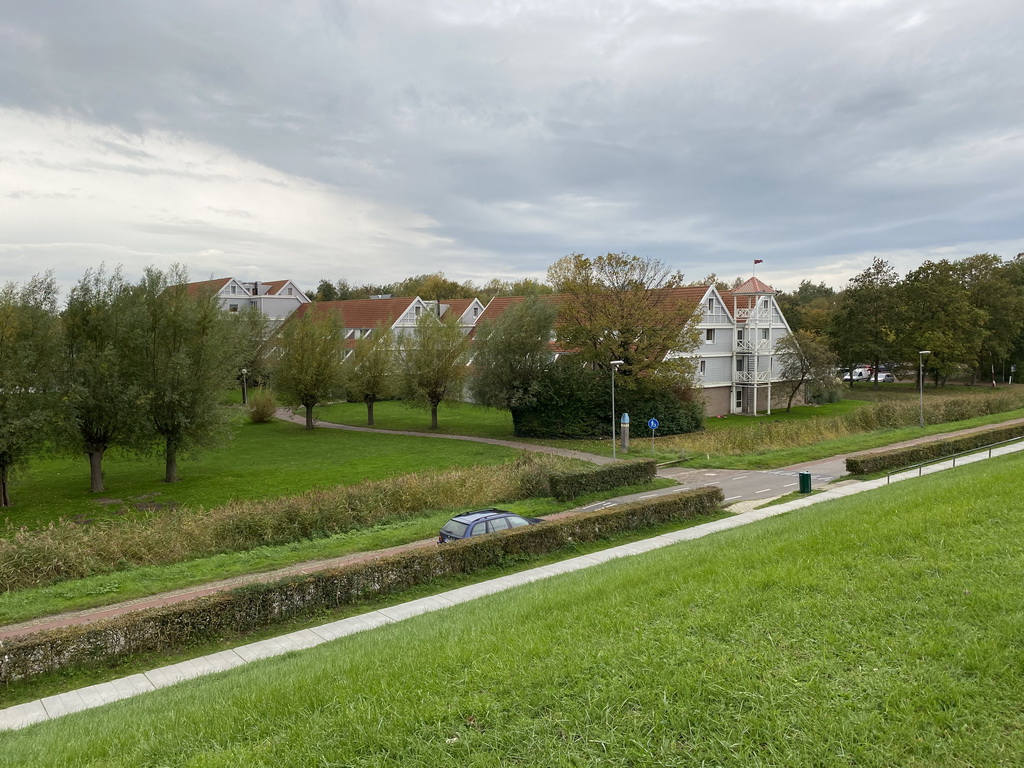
xmin=3 ymin=418 xmax=1023 ymax=729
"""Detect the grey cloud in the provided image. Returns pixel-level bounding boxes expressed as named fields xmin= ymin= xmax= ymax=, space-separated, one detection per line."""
xmin=2 ymin=0 xmax=1024 ymax=289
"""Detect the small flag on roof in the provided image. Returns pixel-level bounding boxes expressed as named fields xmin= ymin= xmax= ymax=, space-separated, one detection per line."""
xmin=754 ymin=259 xmax=764 ymax=264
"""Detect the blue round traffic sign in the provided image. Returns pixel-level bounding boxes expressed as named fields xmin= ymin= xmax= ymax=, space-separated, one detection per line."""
xmin=647 ymin=418 xmax=659 ymax=430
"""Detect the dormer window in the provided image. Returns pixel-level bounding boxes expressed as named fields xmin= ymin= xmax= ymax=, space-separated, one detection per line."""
xmin=707 ymin=298 xmax=713 ymax=313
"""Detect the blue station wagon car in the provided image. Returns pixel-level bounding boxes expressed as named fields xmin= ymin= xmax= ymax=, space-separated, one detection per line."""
xmin=437 ymin=509 xmax=542 ymax=543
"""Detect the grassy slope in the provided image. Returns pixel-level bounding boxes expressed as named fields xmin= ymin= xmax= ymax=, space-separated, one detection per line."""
xmin=2 ymin=417 xmax=519 ymax=530
xmin=5 ymin=454 xmax=1023 ymax=766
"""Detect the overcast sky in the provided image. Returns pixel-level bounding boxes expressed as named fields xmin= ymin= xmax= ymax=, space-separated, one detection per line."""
xmin=2 ymin=0 xmax=1023 ymax=297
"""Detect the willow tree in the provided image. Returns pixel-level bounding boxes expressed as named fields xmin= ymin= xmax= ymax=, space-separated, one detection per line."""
xmin=136 ymin=267 xmax=240 ymax=483
xmin=343 ymin=324 xmax=396 ymax=426
xmin=399 ymin=311 xmax=470 ymax=429
xmin=272 ymin=305 xmax=345 ymax=430
xmin=0 ymin=273 xmax=62 ymax=506
xmin=62 ymin=266 xmax=147 ymax=492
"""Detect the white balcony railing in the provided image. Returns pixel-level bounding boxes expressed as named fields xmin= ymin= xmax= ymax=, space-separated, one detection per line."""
xmin=735 ymin=370 xmax=771 ymax=384
xmin=734 ymin=308 xmax=772 ymax=323
xmin=736 ymin=339 xmax=770 ymax=354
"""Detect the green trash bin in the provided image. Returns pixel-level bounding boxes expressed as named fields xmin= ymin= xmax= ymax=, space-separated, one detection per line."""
xmin=798 ymin=471 xmax=812 ymax=494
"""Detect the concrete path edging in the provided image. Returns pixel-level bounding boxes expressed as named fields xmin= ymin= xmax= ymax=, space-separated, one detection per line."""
xmin=3 ymin=438 xmax=1023 ymax=731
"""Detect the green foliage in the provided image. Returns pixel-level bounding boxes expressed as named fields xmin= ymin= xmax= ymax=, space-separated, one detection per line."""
xmin=62 ymin=266 xmax=149 ymax=493
xmin=246 ymin=388 xmax=277 ymax=424
xmin=547 ymin=252 xmax=699 ymax=375
xmin=0 ymin=272 xmax=62 ymax=507
xmin=775 ymin=330 xmax=840 ymax=411
xmin=136 ymin=266 xmax=242 ymax=482
xmin=342 ymin=323 xmax=397 ymax=426
xmin=272 ymin=304 xmax=346 ymax=429
xmin=399 ymin=311 xmax=470 ymax=429
xmin=776 ymin=280 xmax=836 ymax=334
xmin=0 ymin=455 xmax=560 ymax=592
xmin=845 ymin=422 xmax=1024 ymax=474
xmin=0 ymin=487 xmax=722 ymax=683
xmin=828 ymin=257 xmax=900 ymax=383
xmin=549 ymin=459 xmax=657 ymax=501
xmin=514 ymin=363 xmax=704 ymax=439
xmin=469 ymin=296 xmax=557 ymax=412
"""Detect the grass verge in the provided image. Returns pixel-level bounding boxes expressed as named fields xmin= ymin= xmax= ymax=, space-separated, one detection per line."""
xmin=3 ymin=453 xmax=1023 ymax=765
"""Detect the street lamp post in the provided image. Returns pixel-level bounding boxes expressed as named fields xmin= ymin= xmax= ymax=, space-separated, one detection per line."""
xmin=918 ymin=351 xmax=931 ymax=428
xmin=610 ymin=361 xmax=624 ymax=459
xmin=241 ymin=368 xmax=248 ymax=406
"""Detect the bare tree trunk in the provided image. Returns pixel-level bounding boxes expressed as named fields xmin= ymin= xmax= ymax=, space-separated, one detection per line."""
xmin=430 ymin=402 xmax=439 ymax=429
xmin=0 ymin=464 xmax=10 ymax=507
xmin=304 ymin=404 xmax=315 ymax=430
xmin=366 ymin=398 xmax=375 ymax=426
xmin=164 ymin=443 xmax=178 ymax=483
xmin=89 ymin=449 xmax=105 ymax=493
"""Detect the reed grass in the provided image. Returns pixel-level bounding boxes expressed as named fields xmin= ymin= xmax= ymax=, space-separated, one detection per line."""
xmin=0 ymin=454 xmax=567 ymax=593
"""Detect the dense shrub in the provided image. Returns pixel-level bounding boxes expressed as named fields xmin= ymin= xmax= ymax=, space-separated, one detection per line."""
xmin=246 ymin=388 xmax=278 ymax=423
xmin=0 ymin=486 xmax=723 ymax=683
xmin=0 ymin=454 xmax=561 ymax=593
xmin=549 ymin=459 xmax=658 ymax=501
xmin=514 ymin=362 xmax=704 ymax=439
xmin=845 ymin=423 xmax=1024 ymax=474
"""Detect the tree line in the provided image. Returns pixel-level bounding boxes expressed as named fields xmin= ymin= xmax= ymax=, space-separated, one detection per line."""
xmin=777 ymin=253 xmax=1024 ymax=386
xmin=0 ymin=266 xmax=266 ymax=507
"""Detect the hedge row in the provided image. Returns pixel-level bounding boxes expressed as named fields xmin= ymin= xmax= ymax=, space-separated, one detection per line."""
xmin=549 ymin=459 xmax=658 ymax=501
xmin=0 ymin=454 xmax=561 ymax=593
xmin=0 ymin=486 xmax=723 ymax=684
xmin=845 ymin=422 xmax=1024 ymax=474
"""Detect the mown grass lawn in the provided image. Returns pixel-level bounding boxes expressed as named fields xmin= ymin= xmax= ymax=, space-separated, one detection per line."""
xmin=2 ymin=417 xmax=520 ymax=530
xmin=313 ymin=400 xmax=515 ymax=438
xmin=5 ymin=454 xmax=1024 ymax=766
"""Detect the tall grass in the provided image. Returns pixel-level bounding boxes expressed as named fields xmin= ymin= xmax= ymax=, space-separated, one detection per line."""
xmin=0 ymin=454 xmax=564 ymax=593
xmin=665 ymin=390 xmax=1024 ymax=456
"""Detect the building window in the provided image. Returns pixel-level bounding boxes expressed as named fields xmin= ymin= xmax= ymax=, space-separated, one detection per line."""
xmin=736 ymin=390 xmax=743 ymax=409
xmin=761 ymin=328 xmax=770 ymax=341
xmin=736 ymin=329 xmax=744 ymax=342
xmin=699 ymin=360 xmax=706 ymax=375
xmin=228 ymin=304 xmax=238 ymax=313
xmin=705 ymin=328 xmax=715 ymax=344
xmin=415 ymin=306 xmax=421 ymax=317
xmin=736 ymin=358 xmax=745 ymax=372
xmin=473 ymin=307 xmax=479 ymax=317
xmin=707 ymin=298 xmax=714 ymax=313
xmin=287 ymin=287 xmax=293 ymax=296
xmin=231 ymin=285 xmax=237 ymax=295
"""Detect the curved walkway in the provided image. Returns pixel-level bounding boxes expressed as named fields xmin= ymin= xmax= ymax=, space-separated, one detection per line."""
xmin=274 ymin=409 xmax=618 ymax=465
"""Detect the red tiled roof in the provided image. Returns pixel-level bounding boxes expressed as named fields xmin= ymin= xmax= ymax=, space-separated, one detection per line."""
xmin=732 ymin=276 xmax=776 ymax=294
xmin=183 ymin=277 xmax=231 ymax=296
xmin=294 ymin=297 xmax=418 ymax=329
xmin=261 ymin=280 xmax=290 ymax=295
xmin=442 ymin=298 xmax=478 ymax=322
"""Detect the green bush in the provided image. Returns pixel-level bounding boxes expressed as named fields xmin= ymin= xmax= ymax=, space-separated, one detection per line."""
xmin=845 ymin=423 xmax=1024 ymax=474
xmin=0 ymin=454 xmax=559 ymax=593
xmin=246 ymin=388 xmax=278 ymax=423
xmin=549 ymin=459 xmax=658 ymax=501
xmin=514 ymin=363 xmax=704 ymax=439
xmin=0 ymin=486 xmax=723 ymax=683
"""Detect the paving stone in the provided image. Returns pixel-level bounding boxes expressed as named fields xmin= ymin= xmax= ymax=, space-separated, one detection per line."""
xmin=0 ymin=700 xmax=49 ymax=730
xmin=378 ymin=594 xmax=453 ymax=621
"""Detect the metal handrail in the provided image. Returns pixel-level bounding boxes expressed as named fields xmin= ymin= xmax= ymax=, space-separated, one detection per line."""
xmin=886 ymin=435 xmax=1024 ymax=483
